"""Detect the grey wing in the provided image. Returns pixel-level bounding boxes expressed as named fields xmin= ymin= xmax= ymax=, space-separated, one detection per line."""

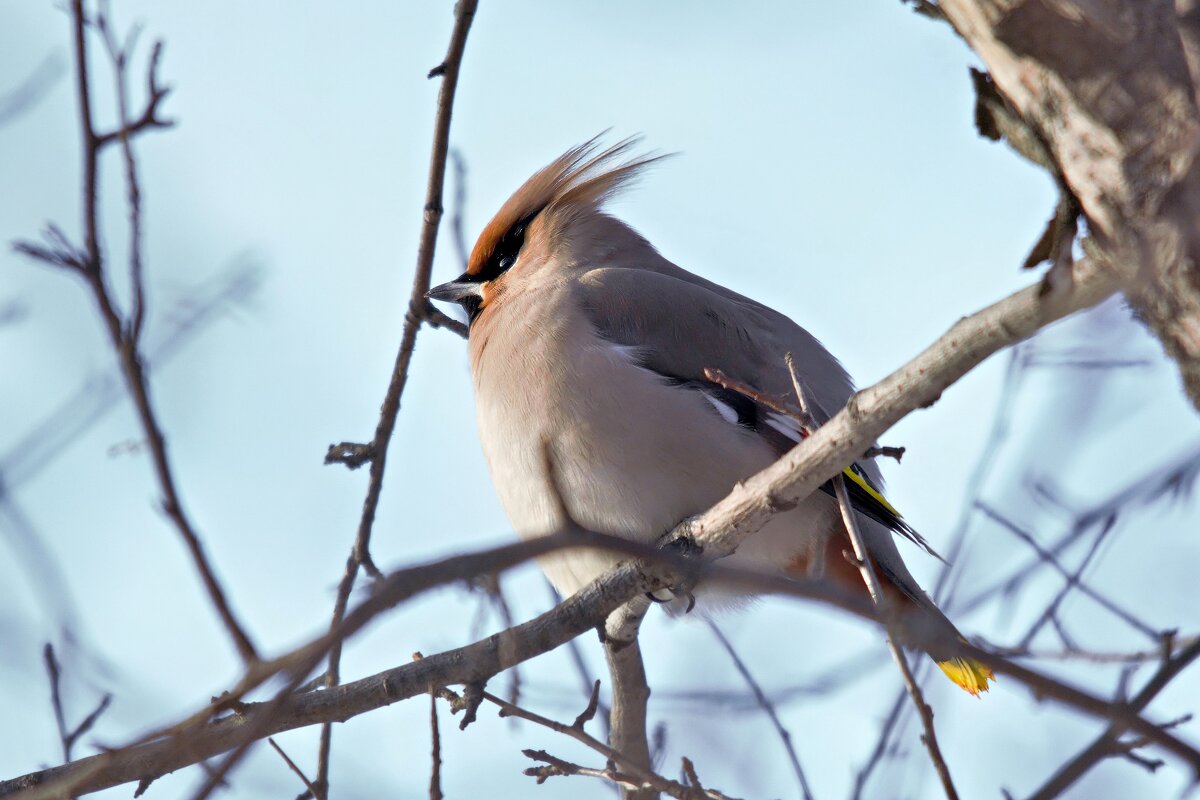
xmin=573 ymin=265 xmax=938 ymax=558
xmin=575 ymin=266 xmax=855 ymax=426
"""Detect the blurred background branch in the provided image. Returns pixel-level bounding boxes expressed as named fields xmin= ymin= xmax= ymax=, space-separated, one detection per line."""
xmin=13 ymin=0 xmax=254 ymax=663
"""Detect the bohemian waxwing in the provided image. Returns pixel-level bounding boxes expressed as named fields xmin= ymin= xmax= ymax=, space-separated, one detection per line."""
xmin=429 ymin=137 xmax=992 ymax=695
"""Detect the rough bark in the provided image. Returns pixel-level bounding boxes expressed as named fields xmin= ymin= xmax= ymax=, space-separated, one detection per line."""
xmin=940 ymin=0 xmax=1200 ymax=406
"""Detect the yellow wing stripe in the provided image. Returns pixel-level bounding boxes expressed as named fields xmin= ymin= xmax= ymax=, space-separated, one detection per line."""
xmin=842 ymin=465 xmax=903 ymax=519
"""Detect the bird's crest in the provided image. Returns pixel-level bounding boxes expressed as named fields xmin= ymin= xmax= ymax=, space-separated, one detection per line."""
xmin=466 ymin=135 xmax=667 ymax=278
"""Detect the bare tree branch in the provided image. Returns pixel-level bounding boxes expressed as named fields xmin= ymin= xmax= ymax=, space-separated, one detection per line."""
xmin=13 ymin=0 xmax=256 ymax=663
xmin=835 ymin=471 xmax=959 ymax=800
xmin=789 ymin=348 xmax=958 ymax=800
xmin=95 ymin=0 xmax=156 ymax=342
xmin=706 ymin=620 xmax=815 ymax=800
xmin=488 ymin=686 xmax=737 ymax=800
xmin=42 ymin=644 xmax=112 ymax=763
xmin=266 ymin=738 xmax=322 ymax=800
xmin=976 ymin=503 xmax=1158 ymax=641
xmin=314 ymin=1 xmax=478 ymax=795
xmin=0 ymin=533 xmax=669 ymax=800
xmin=674 ymin=255 xmax=1116 ymax=568
xmin=486 ymin=689 xmax=687 ymax=796
xmin=1026 ymin=637 xmax=1200 ymax=799
xmin=5 ymin=521 xmax=1198 ymax=797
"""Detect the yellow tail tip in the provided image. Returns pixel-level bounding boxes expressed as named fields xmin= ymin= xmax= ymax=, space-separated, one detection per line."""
xmin=936 ymin=657 xmax=994 ymax=697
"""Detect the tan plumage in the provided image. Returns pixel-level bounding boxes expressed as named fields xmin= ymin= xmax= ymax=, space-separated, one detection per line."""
xmin=430 ymin=136 xmax=992 ymax=695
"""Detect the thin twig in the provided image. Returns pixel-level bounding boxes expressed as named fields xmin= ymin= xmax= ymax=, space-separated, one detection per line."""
xmin=976 ymin=503 xmax=1158 ymax=640
xmin=786 ymin=360 xmax=958 ymax=800
xmin=91 ymin=35 xmax=173 ymax=150
xmin=69 ymin=695 xmax=113 ymax=761
xmin=43 ymin=644 xmax=70 ymax=763
xmin=864 ymin=445 xmax=906 ymax=462
xmin=833 ymin=474 xmax=959 ymax=800
xmin=42 ymin=644 xmax=113 ymax=763
xmin=267 ymin=738 xmax=322 ymax=800
xmin=486 ymin=692 xmax=724 ymax=799
xmin=1027 ymin=637 xmax=1200 ymax=799
xmin=706 ymin=367 xmax=808 ymax=426
xmin=27 ymin=0 xmax=257 ymax=663
xmin=457 ymin=682 xmax=486 ymax=730
xmin=705 ymin=620 xmax=815 ymax=800
xmin=72 ymin=0 xmax=98 ymax=265
xmin=423 ymin=302 xmax=469 ymax=337
xmin=95 ymin=0 xmax=160 ymax=343
xmin=783 ymin=353 xmax=819 ymax=429
xmin=851 ymin=687 xmax=909 ymax=800
xmin=548 ymin=579 xmax=613 ymax=737
xmin=987 ymin=635 xmax=1200 ymax=664
xmin=522 ymin=749 xmax=647 ymax=792
xmin=680 ymin=757 xmax=703 ymax=793
xmin=572 ymin=680 xmax=603 ymax=730
xmin=314 ymin=1 xmax=478 ymax=795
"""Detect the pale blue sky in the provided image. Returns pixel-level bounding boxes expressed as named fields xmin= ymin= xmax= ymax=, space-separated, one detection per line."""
xmin=2 ymin=2 xmax=1198 ymax=798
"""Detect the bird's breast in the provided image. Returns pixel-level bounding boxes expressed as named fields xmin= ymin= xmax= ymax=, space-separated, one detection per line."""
xmin=467 ymin=286 xmax=835 ymax=597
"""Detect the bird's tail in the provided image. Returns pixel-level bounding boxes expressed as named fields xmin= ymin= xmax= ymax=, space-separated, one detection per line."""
xmin=790 ymin=534 xmax=993 ymax=697
xmin=873 ymin=567 xmax=994 ymax=697
xmin=880 ymin=579 xmax=994 ymax=697
xmin=935 ymin=655 xmax=994 ymax=697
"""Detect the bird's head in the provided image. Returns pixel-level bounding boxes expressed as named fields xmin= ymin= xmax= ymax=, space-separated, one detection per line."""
xmin=427 ymin=135 xmax=666 ymax=325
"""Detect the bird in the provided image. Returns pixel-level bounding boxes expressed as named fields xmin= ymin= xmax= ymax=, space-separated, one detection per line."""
xmin=428 ymin=136 xmax=992 ymax=696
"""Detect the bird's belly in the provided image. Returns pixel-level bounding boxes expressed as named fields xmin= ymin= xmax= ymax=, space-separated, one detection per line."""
xmin=474 ymin=332 xmax=836 ymax=598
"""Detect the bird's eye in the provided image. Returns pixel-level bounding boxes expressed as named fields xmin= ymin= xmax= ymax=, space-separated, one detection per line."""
xmin=477 ymin=214 xmax=534 ymax=282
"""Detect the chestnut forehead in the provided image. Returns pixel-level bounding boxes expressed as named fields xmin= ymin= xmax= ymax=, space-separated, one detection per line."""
xmin=466 ymin=136 xmax=655 ymax=277
xmin=468 ymin=210 xmax=539 ymax=283
xmin=467 ymin=213 xmax=513 ymax=276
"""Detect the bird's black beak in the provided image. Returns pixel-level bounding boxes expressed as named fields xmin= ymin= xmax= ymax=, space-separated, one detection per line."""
xmin=427 ymin=272 xmax=484 ymax=324
xmin=427 ymin=273 xmax=482 ymax=304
